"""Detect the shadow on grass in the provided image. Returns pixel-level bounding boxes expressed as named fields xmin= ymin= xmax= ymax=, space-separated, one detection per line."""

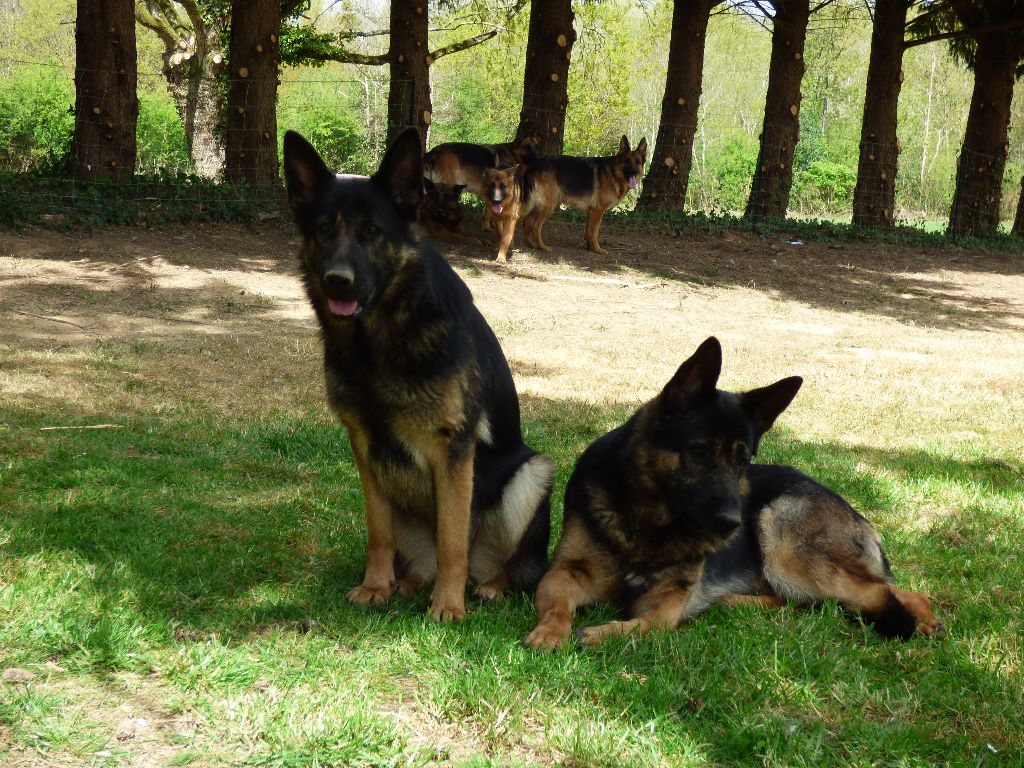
xmin=2 ymin=402 xmax=1022 ymax=763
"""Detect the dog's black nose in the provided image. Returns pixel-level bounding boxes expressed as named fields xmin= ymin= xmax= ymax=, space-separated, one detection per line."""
xmin=323 ymin=266 xmax=355 ymax=292
xmin=715 ymin=501 xmax=742 ymax=530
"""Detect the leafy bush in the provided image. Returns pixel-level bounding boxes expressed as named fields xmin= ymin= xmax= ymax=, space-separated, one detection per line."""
xmin=695 ymin=137 xmax=759 ymax=213
xmin=0 ymin=62 xmax=74 ymax=173
xmin=277 ymin=81 xmax=369 ymax=175
xmin=793 ymin=160 xmax=857 ymax=213
xmin=136 ymin=92 xmax=190 ymax=175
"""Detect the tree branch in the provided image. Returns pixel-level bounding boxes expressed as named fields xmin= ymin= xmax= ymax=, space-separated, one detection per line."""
xmin=430 ymin=0 xmax=527 ymax=61
xmin=135 ymin=1 xmax=178 ymax=50
xmin=176 ymin=0 xmax=207 ymax=40
xmin=904 ymin=18 xmax=1024 ymax=49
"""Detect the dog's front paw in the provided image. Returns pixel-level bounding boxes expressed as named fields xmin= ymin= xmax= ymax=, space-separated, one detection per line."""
xmin=523 ymin=621 xmax=572 ymax=652
xmin=918 ymin=618 xmax=947 ymax=638
xmin=473 ymin=584 xmax=505 ymax=604
xmin=575 ymin=619 xmax=635 ymax=646
xmin=428 ymin=600 xmax=467 ymax=622
xmin=346 ymin=583 xmax=393 ymax=606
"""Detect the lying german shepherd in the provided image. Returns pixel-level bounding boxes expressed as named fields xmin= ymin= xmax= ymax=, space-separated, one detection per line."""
xmin=480 ymin=164 xmax=524 ymax=263
xmin=521 ymin=135 xmax=647 ymax=254
xmin=283 ymin=128 xmax=554 ymax=621
xmin=418 ymin=179 xmax=483 ymax=245
xmin=424 ymin=136 xmax=540 ymax=198
xmin=524 ymin=337 xmax=944 ymax=650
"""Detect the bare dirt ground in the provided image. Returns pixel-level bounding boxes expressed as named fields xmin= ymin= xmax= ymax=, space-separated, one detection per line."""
xmin=1 ymin=219 xmax=1021 ymax=456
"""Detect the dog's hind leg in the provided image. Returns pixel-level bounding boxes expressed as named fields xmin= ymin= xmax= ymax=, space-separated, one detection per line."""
xmin=470 ymin=453 xmax=554 ymax=599
xmin=759 ymin=493 xmax=943 ymax=639
xmin=720 ymin=593 xmax=788 ymax=608
xmin=765 ymin=552 xmax=943 ymax=639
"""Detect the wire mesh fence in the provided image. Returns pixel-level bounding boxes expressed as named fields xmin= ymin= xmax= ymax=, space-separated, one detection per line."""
xmin=1 ymin=56 xmax=1021 ymax=236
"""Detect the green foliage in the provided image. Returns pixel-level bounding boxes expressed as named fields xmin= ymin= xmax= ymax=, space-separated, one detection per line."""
xmin=0 ymin=62 xmax=74 ymax=173
xmin=136 ymin=92 xmax=191 ymax=175
xmin=793 ymin=160 xmax=858 ymax=213
xmin=278 ymin=21 xmax=348 ymax=69
xmin=277 ymin=78 xmax=371 ymax=174
xmin=0 ymin=173 xmax=280 ymax=228
xmin=698 ymin=136 xmax=759 ymax=213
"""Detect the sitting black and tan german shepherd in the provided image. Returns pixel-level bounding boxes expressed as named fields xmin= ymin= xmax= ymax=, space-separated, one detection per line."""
xmin=524 ymin=337 xmax=944 ymax=650
xmin=520 ymin=135 xmax=647 ymax=254
xmin=283 ymin=128 xmax=554 ymax=622
xmin=418 ymin=179 xmax=483 ymax=245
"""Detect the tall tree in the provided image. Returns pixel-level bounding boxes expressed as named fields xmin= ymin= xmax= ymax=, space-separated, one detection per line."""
xmin=638 ymin=0 xmax=724 ymax=212
xmin=135 ymin=0 xmax=228 ymax=177
xmin=516 ymin=0 xmax=576 ymax=155
xmin=225 ymin=0 xmax=280 ymax=184
xmin=275 ymin=1 xmax=526 ymax=151
xmin=74 ymin=0 xmax=138 ymax=181
xmin=908 ymin=0 xmax=1024 ymax=236
xmin=852 ymin=0 xmax=912 ymax=227
xmin=744 ymin=0 xmax=812 ymax=221
xmin=386 ymin=1 xmax=431 ymax=148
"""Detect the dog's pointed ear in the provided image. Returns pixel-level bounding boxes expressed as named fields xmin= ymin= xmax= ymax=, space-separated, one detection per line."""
xmin=740 ymin=376 xmax=803 ymax=436
xmin=372 ymin=127 xmax=424 ymax=220
xmin=283 ymin=131 xmax=333 ymax=211
xmin=619 ymin=135 xmax=631 ymax=154
xmin=637 ymin=137 xmax=648 ymax=156
xmin=658 ymin=337 xmax=722 ymax=412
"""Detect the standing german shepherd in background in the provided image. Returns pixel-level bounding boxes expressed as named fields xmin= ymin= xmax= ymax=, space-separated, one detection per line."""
xmin=520 ymin=135 xmax=647 ymax=254
xmin=480 ymin=164 xmax=524 ymax=263
xmin=283 ymin=128 xmax=554 ymax=621
xmin=525 ymin=337 xmax=944 ymax=650
xmin=424 ymin=136 xmax=540 ymax=198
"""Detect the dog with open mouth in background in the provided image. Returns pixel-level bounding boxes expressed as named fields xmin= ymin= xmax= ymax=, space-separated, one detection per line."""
xmin=480 ymin=164 xmax=524 ymax=263
xmin=520 ymin=135 xmax=647 ymax=254
xmin=524 ymin=337 xmax=944 ymax=650
xmin=283 ymin=127 xmax=554 ymax=622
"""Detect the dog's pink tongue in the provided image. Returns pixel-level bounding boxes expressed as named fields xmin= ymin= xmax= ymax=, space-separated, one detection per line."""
xmin=491 ymin=203 xmax=504 ymax=214
xmin=328 ymin=298 xmax=359 ymax=316
xmin=628 ymin=176 xmax=638 ymax=190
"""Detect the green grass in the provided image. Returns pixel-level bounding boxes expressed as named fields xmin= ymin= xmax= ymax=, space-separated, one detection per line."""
xmin=2 ymin=398 xmax=1022 ymax=766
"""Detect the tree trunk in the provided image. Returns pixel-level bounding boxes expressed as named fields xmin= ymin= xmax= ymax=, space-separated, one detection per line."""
xmin=387 ymin=1 xmax=431 ymax=150
xmin=637 ymin=0 xmax=718 ymax=212
xmin=745 ymin=0 xmax=810 ymax=221
xmin=73 ymin=0 xmax=137 ymax=181
xmin=157 ymin=19 xmax=226 ymax=178
xmin=948 ymin=30 xmax=1019 ymax=237
xmin=1013 ymin=175 xmax=1024 ymax=236
xmin=225 ymin=0 xmax=281 ymax=185
xmin=851 ymin=0 xmax=908 ymax=228
xmin=516 ymin=0 xmax=575 ymax=155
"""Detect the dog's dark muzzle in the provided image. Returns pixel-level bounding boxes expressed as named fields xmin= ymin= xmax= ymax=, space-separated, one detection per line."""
xmin=712 ymin=500 xmax=743 ymax=534
xmin=320 ymin=263 xmax=368 ymax=318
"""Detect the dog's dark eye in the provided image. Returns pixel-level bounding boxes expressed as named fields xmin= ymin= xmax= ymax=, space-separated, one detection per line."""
xmin=363 ymin=223 xmax=380 ymax=238
xmin=317 ymin=218 xmax=332 ymax=235
xmin=689 ymin=444 xmax=709 ymax=460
